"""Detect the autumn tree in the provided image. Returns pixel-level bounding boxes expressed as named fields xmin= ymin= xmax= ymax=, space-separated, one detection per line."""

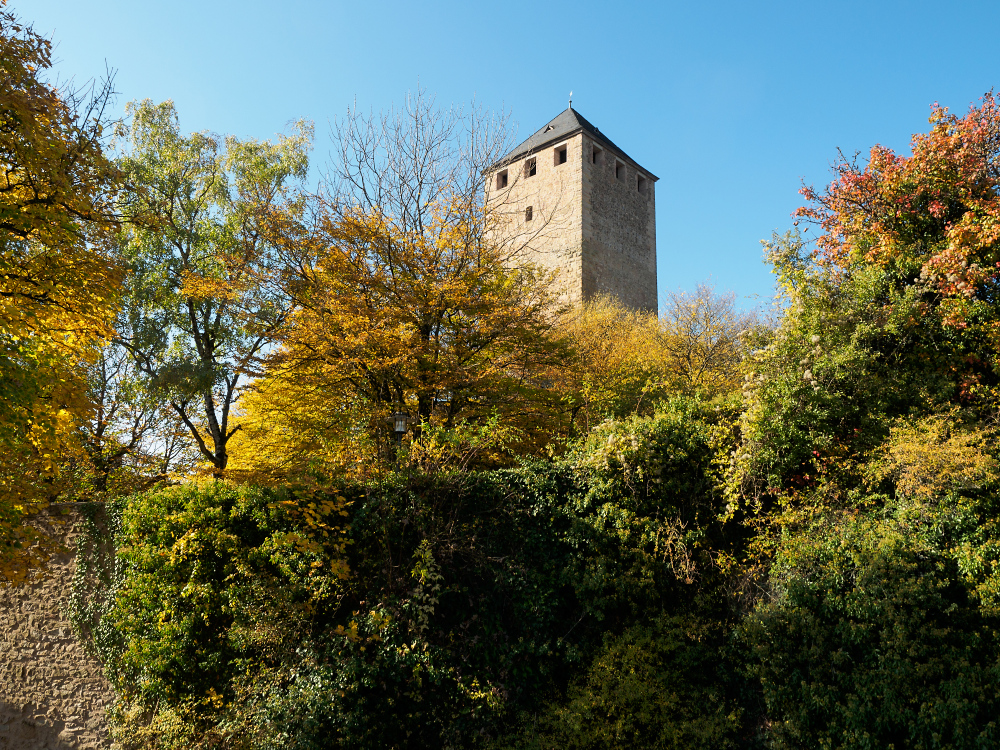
xmin=555 ymin=287 xmax=756 ymax=432
xmin=0 ymin=4 xmax=123 ymax=579
xmin=231 ymin=91 xmax=564 ymax=477
xmin=0 ymin=8 xmax=120 ymax=351
xmin=114 ymin=100 xmax=311 ymax=474
xmin=554 ymin=296 xmax=663 ymax=428
xmin=798 ymin=93 xmax=1000 ymax=336
xmin=226 ymin=361 xmax=375 ymax=483
xmin=732 ymin=94 xmax=1000 ymax=745
xmin=76 ymin=335 xmax=196 ymax=495
xmin=737 ymin=93 xmax=1000 ymax=505
xmin=658 ymin=284 xmax=760 ymax=397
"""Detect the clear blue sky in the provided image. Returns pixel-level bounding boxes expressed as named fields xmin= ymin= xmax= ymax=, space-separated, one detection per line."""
xmin=18 ymin=0 xmax=1000 ymax=307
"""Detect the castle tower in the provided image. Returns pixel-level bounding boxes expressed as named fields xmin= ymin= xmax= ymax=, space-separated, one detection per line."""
xmin=487 ymin=106 xmax=658 ymax=312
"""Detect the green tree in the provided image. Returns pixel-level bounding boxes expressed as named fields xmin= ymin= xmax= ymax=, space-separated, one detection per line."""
xmin=76 ymin=335 xmax=196 ymax=496
xmin=734 ymin=93 xmax=1000 ymax=510
xmin=115 ymin=100 xmax=312 ymax=474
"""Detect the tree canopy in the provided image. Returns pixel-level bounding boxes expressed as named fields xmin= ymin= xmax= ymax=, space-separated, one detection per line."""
xmin=114 ymin=99 xmax=312 ymax=474
xmin=228 ymin=93 xmax=567 ymax=480
xmin=0 ymin=5 xmax=122 ymax=579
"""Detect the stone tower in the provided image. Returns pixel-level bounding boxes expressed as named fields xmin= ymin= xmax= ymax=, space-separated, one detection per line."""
xmin=487 ymin=106 xmax=658 ymax=312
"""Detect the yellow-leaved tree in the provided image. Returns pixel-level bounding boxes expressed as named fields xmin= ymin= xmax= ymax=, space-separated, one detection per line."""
xmin=555 ymin=295 xmax=665 ymax=429
xmin=658 ymin=284 xmax=759 ymax=397
xmin=0 ymin=4 xmax=122 ymax=580
xmin=557 ymin=285 xmax=758 ymax=431
xmin=228 ymin=91 xmax=567 ymax=480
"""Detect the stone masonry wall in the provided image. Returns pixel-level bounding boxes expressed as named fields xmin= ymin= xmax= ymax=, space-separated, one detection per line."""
xmin=581 ymin=136 xmax=658 ymax=313
xmin=489 ymin=133 xmax=585 ymax=305
xmin=490 ymin=130 xmax=657 ymax=312
xmin=0 ymin=505 xmax=112 ymax=750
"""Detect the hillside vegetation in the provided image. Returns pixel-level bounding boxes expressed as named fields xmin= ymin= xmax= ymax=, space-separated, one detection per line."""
xmin=6 ymin=5 xmax=1000 ymax=747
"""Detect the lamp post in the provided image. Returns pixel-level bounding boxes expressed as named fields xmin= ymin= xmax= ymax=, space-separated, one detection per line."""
xmin=386 ymin=410 xmax=410 ymax=464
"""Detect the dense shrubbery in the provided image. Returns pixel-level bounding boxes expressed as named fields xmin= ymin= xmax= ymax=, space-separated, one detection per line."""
xmin=497 ymin=613 xmax=748 ymax=750
xmin=79 ymin=398 xmax=761 ymax=748
xmin=78 ymin=483 xmax=349 ymax=747
xmin=87 ymin=377 xmax=1000 ymax=748
xmin=14 ymin=0 xmax=1000 ymax=740
xmin=744 ymin=519 xmax=1000 ymax=749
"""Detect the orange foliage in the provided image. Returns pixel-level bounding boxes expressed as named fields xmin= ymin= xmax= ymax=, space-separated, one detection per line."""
xmin=798 ymin=91 xmax=1000 ymax=326
xmin=228 ymin=197 xmax=565 ymax=479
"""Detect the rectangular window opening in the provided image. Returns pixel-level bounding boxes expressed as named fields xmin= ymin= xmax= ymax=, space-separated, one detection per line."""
xmin=615 ymin=160 xmax=625 ymax=180
xmin=496 ymin=170 xmax=508 ymax=189
xmin=592 ymin=146 xmax=603 ymax=165
xmin=525 ymin=206 xmax=533 ymax=222
xmin=554 ymin=144 xmax=568 ymax=166
xmin=525 ymin=157 xmax=537 ymax=178
xmin=637 ymin=174 xmax=648 ymax=193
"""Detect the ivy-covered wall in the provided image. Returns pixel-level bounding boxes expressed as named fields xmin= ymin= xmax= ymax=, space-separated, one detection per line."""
xmin=0 ymin=504 xmax=112 ymax=749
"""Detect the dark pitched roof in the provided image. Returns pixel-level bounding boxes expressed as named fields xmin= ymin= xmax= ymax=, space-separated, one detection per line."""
xmin=490 ymin=107 xmax=657 ymax=180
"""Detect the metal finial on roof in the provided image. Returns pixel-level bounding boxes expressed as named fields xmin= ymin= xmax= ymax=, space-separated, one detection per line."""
xmin=569 ymin=91 xmax=573 ymax=109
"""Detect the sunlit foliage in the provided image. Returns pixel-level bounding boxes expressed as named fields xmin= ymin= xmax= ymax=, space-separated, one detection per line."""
xmin=35 ymin=45 xmax=1000 ymax=750
xmin=114 ymin=99 xmax=312 ymax=474
xmin=732 ymin=92 xmax=1000 ymax=747
xmin=0 ymin=4 xmax=122 ymax=580
xmin=556 ymin=287 xmax=757 ymax=431
xmin=229 ymin=93 xmax=567 ymax=480
xmin=90 ymin=483 xmax=350 ymax=749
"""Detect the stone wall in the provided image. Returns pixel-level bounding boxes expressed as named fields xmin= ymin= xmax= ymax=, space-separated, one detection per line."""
xmin=0 ymin=505 xmax=112 ymax=750
xmin=489 ymin=132 xmax=585 ymax=305
xmin=581 ymin=136 xmax=658 ymax=312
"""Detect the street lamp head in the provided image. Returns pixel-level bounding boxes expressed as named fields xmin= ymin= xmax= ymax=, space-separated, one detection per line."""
xmin=390 ymin=411 xmax=410 ymax=435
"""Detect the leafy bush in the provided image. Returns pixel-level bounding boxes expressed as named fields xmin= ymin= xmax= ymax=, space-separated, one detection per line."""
xmin=495 ymin=614 xmax=748 ymax=750
xmin=743 ymin=517 xmax=1000 ymax=749
xmin=91 ymin=481 xmax=349 ymax=748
